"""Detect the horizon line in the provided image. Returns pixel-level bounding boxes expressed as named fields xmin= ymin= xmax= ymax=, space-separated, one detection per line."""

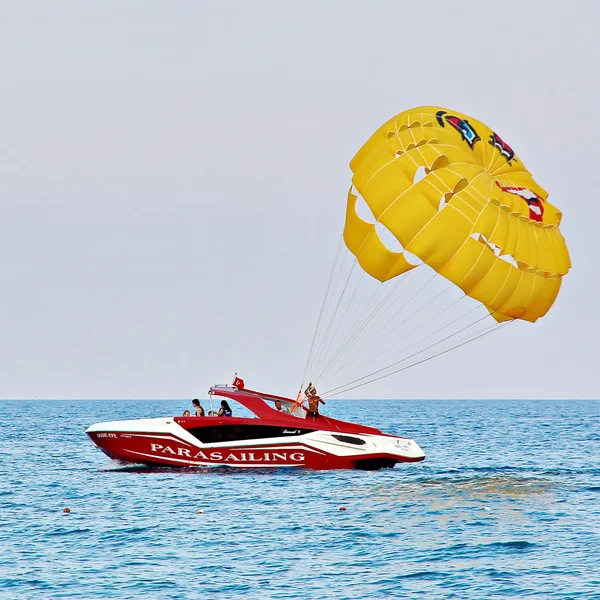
xmin=0 ymin=397 xmax=598 ymax=402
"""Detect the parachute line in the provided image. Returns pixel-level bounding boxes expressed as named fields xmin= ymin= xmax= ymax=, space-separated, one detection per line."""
xmin=312 ymin=268 xmax=366 ymax=378
xmin=300 ymin=236 xmax=344 ymax=390
xmin=321 ymin=301 xmax=489 ymax=396
xmin=313 ymin=269 xmax=413 ymax=383
xmin=309 ymin=259 xmax=358 ymax=378
xmin=322 ymin=318 xmax=514 ymax=398
xmin=321 ymin=284 xmax=464 ymax=388
xmin=315 ymin=269 xmax=439 ymax=383
xmin=313 ymin=277 xmax=404 ymax=382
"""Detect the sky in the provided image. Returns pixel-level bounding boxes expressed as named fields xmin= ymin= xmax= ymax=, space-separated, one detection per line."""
xmin=0 ymin=1 xmax=598 ymax=400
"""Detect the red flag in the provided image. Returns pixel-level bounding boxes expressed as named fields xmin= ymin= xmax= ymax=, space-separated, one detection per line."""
xmin=233 ymin=377 xmax=245 ymax=390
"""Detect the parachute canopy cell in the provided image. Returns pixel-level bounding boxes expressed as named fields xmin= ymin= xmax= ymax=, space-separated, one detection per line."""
xmin=344 ymin=106 xmax=571 ymax=323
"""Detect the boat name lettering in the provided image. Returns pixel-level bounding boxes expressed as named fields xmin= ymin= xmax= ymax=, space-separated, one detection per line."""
xmin=96 ymin=433 xmax=117 ymax=438
xmin=149 ymin=443 xmax=305 ymax=463
xmin=283 ymin=429 xmax=301 ymax=434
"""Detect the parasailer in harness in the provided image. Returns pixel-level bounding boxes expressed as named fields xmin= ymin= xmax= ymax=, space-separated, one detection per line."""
xmin=304 ymin=383 xmax=325 ymax=418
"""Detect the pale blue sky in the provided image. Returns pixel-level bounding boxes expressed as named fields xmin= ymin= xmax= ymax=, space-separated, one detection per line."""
xmin=0 ymin=1 xmax=597 ymax=399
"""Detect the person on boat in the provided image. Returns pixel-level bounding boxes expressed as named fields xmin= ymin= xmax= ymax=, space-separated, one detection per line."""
xmin=210 ymin=400 xmax=233 ymax=417
xmin=192 ymin=399 xmax=205 ymax=417
xmin=182 ymin=409 xmax=191 ymax=417
xmin=305 ymin=383 xmax=317 ymax=398
xmin=305 ymin=385 xmax=325 ymax=418
xmin=275 ymin=400 xmax=291 ymax=414
xmin=307 ymin=394 xmax=325 ymax=418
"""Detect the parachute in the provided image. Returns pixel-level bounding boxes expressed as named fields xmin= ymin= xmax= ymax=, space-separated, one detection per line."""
xmin=302 ymin=106 xmax=570 ymax=398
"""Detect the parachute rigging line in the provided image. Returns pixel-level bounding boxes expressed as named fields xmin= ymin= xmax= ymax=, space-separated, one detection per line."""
xmin=313 ymin=268 xmax=367 ymax=378
xmin=315 ymin=268 xmax=420 ymax=379
xmin=309 ymin=257 xmax=359 ymax=380
xmin=312 ymin=269 xmax=411 ymax=383
xmin=323 ymin=318 xmax=514 ymax=398
xmin=318 ymin=280 xmax=461 ymax=389
xmin=321 ymin=299 xmax=485 ymax=393
xmin=312 ymin=267 xmax=426 ymax=381
xmin=321 ymin=307 xmax=498 ymax=397
xmin=315 ymin=268 xmax=439 ymax=384
xmin=300 ymin=236 xmax=345 ymax=389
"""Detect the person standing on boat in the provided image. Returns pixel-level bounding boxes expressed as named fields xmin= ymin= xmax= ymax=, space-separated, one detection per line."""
xmin=304 ymin=384 xmax=325 ymax=418
xmin=192 ymin=398 xmax=205 ymax=417
xmin=307 ymin=394 xmax=325 ymax=418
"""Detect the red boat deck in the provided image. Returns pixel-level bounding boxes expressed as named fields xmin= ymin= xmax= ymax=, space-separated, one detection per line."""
xmin=174 ymin=386 xmax=384 ymax=436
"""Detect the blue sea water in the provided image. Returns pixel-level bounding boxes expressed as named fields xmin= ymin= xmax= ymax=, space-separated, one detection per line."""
xmin=1 ymin=399 xmax=599 ymax=600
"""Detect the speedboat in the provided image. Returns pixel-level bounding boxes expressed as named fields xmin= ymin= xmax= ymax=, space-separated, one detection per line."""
xmin=85 ymin=383 xmax=425 ymax=470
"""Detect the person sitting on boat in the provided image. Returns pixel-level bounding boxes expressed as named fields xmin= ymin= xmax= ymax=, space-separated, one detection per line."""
xmin=192 ymin=399 xmax=205 ymax=417
xmin=210 ymin=400 xmax=233 ymax=417
xmin=275 ymin=400 xmax=291 ymax=414
xmin=182 ymin=409 xmax=191 ymax=417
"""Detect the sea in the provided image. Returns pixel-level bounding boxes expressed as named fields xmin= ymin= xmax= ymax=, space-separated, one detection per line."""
xmin=0 ymin=399 xmax=599 ymax=599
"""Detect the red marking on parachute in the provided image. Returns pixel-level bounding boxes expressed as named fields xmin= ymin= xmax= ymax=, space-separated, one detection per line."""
xmin=496 ymin=182 xmax=544 ymax=222
xmin=489 ymin=132 xmax=517 ymax=163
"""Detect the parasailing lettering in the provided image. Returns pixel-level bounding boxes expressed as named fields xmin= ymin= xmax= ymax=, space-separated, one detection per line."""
xmin=149 ymin=443 xmax=305 ymax=463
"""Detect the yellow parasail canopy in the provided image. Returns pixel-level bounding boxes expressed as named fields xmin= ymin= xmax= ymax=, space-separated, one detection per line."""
xmin=344 ymin=106 xmax=571 ymax=323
